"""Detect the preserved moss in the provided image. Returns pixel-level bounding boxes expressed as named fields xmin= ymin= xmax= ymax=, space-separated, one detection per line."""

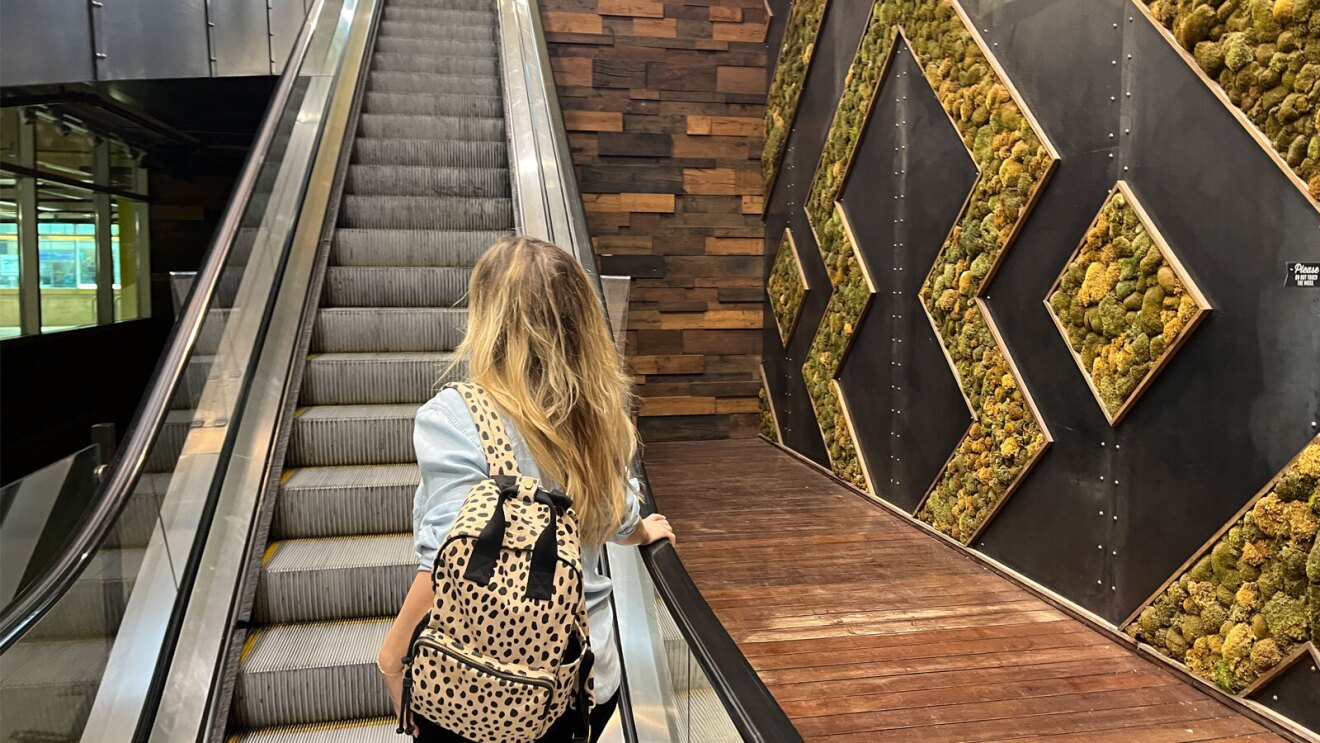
xmin=758 ymin=384 xmax=779 ymax=441
xmin=1046 ymin=189 xmax=1206 ymax=419
xmin=763 ymin=0 xmax=831 ymax=191
xmin=1144 ymin=0 xmax=1320 ymax=201
xmin=1127 ymin=438 xmax=1320 ymax=693
xmin=768 ymin=231 xmax=808 ymax=345
xmin=795 ymin=0 xmax=1055 ymax=530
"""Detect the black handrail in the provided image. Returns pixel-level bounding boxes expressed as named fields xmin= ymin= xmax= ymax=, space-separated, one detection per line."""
xmin=632 ymin=458 xmax=804 ymax=742
xmin=0 ymin=0 xmax=328 ymax=651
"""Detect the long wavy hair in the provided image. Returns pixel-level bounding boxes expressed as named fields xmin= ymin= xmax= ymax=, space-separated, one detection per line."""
xmin=450 ymin=235 xmax=637 ymax=545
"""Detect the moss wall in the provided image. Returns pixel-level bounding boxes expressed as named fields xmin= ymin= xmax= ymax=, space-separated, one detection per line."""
xmin=767 ymin=231 xmax=807 ymax=344
xmin=1143 ymin=0 xmax=1320 ymax=200
xmin=1128 ymin=437 xmax=1320 ymax=693
xmin=1047 ymin=188 xmax=1205 ymax=419
xmin=785 ymin=0 xmax=1055 ymax=540
xmin=762 ymin=0 xmax=831 ymax=191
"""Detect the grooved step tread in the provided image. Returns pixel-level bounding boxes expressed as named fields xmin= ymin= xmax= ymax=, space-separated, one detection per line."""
xmin=344 ymin=165 xmax=508 ymax=198
xmin=312 ymin=307 xmax=468 ymax=353
xmin=255 ymin=535 xmax=413 ymax=623
xmin=331 ymin=229 xmax=505 ymax=267
xmin=322 ymin=266 xmax=473 ymax=308
xmin=229 ymin=718 xmax=397 ymax=743
xmin=274 ymin=464 xmax=420 ymax=539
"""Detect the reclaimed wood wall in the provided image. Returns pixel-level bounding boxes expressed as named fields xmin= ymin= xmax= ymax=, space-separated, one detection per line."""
xmin=538 ymin=0 xmax=770 ymax=442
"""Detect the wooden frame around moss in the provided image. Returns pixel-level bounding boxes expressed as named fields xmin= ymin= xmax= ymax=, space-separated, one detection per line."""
xmin=1042 ymin=181 xmax=1213 ymax=427
xmin=1131 ymin=0 xmax=1320 ymax=214
xmin=768 ymin=227 xmax=811 ymax=346
xmin=1119 ymin=433 xmax=1320 ymax=630
xmin=1118 ymin=434 xmax=1320 ymax=697
xmin=800 ymin=201 xmax=879 ymax=487
xmin=758 ymin=362 xmax=783 ymax=443
xmin=909 ymin=300 xmax=1055 ymax=545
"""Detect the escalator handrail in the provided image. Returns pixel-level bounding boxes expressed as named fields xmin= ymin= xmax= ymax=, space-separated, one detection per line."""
xmin=633 ymin=459 xmax=804 ymax=742
xmin=0 ymin=0 xmax=328 ymax=652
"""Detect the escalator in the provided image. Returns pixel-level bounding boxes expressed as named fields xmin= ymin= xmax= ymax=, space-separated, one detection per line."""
xmin=229 ymin=0 xmax=510 ymax=736
xmin=0 ymin=0 xmax=800 ymax=740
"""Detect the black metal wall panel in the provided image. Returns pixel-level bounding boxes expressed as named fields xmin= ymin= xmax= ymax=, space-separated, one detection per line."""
xmin=836 ymin=41 xmax=975 ymax=511
xmin=1110 ymin=8 xmax=1320 ymax=616
xmin=762 ymin=0 xmax=873 ymax=466
xmin=957 ymin=0 xmax=1128 ymax=612
xmin=100 ymin=0 xmax=210 ymax=80
xmin=1251 ymin=657 xmax=1320 ymax=734
xmin=0 ymin=0 xmax=95 ymax=87
xmin=213 ymin=0 xmax=275 ymax=77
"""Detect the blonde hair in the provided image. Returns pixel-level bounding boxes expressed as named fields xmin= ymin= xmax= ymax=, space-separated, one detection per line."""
xmin=451 ymin=235 xmax=638 ymax=545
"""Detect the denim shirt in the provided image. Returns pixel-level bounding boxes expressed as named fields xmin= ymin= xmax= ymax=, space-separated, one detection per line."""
xmin=412 ymin=387 xmax=641 ymax=703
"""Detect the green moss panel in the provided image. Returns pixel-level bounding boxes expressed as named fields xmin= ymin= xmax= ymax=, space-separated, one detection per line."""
xmin=1047 ymin=189 xmax=1204 ymax=419
xmin=1144 ymin=0 xmax=1320 ymax=200
xmin=759 ymin=384 xmax=779 ymax=441
xmin=795 ymin=1 xmax=1055 ymax=534
xmin=915 ymin=311 xmax=1049 ymax=541
xmin=767 ymin=231 xmax=807 ymax=345
xmin=763 ymin=0 xmax=832 ymax=191
xmin=1128 ymin=438 xmax=1320 ymax=693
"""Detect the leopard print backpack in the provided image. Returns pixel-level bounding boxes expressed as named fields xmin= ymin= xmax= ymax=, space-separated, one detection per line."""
xmin=399 ymin=383 xmax=595 ymax=742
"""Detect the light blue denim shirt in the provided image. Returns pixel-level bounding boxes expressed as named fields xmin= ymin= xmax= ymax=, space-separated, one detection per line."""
xmin=412 ymin=386 xmax=641 ymax=703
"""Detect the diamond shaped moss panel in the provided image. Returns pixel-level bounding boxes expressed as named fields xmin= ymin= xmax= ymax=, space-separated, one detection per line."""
xmin=1124 ymin=436 xmax=1320 ymax=696
xmin=1045 ymin=182 xmax=1211 ymax=426
xmin=767 ymin=228 xmax=811 ymax=346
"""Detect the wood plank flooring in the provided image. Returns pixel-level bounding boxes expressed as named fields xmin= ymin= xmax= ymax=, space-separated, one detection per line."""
xmin=642 ymin=438 xmax=1289 ymax=743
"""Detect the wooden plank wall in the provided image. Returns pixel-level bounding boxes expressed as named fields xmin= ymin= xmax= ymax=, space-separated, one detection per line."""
xmin=538 ymin=0 xmax=770 ymax=442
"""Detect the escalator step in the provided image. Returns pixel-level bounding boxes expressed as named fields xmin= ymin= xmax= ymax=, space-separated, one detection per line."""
xmin=368 ymin=70 xmax=499 ymax=97
xmin=230 ymin=718 xmax=397 ymax=742
xmin=254 ymin=535 xmax=413 ymax=624
xmin=339 ymin=195 xmax=512 ymax=230
xmin=357 ymin=114 xmax=504 ymax=142
xmin=371 ymin=51 xmax=499 ymax=77
xmin=372 ymin=37 xmax=498 ymax=61
xmin=145 ymin=409 xmax=196 ymax=473
xmin=312 ymin=307 xmax=468 ymax=353
xmin=346 ymin=165 xmax=509 ymax=198
xmin=376 ymin=21 xmax=497 ymax=43
xmin=323 ymin=267 xmax=473 ymax=308
xmin=353 ymin=138 xmax=506 ymax=168
xmin=25 ymin=548 xmax=144 ymax=640
xmin=289 ymin=404 xmax=419 ymax=466
xmin=331 ymin=229 xmax=505 ymax=267
xmin=382 ymin=6 xmax=495 ymax=25
xmin=388 ymin=0 xmax=494 ymax=9
xmin=302 ymin=352 xmax=462 ymax=406
xmin=103 ymin=472 xmax=170 ymax=549
xmin=233 ymin=620 xmax=391 ymax=729
xmin=363 ymin=90 xmax=502 ymax=118
xmin=274 ymin=464 xmax=420 ymax=539
xmin=0 ymin=637 xmax=110 ymax=741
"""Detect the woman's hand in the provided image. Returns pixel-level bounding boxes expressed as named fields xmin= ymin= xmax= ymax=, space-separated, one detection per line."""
xmin=629 ymin=513 xmax=675 ymax=546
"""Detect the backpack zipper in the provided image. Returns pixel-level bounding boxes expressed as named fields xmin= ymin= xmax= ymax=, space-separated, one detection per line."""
xmin=412 ymin=635 xmax=558 ymax=722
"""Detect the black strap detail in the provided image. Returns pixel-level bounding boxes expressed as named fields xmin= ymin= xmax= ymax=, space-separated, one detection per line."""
xmin=572 ymin=647 xmax=595 ymax=743
xmin=463 ymin=476 xmax=520 ymax=585
xmin=526 ymin=488 xmax=571 ymax=600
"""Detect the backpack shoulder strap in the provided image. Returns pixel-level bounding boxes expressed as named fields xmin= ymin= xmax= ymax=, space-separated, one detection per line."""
xmin=443 ymin=382 xmax=520 ymax=477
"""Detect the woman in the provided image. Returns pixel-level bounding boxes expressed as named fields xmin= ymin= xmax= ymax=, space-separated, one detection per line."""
xmin=378 ymin=235 xmax=676 ymax=742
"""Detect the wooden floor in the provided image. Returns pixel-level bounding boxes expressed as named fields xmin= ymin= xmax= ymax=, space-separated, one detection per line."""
xmin=643 ymin=438 xmax=1290 ymax=743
